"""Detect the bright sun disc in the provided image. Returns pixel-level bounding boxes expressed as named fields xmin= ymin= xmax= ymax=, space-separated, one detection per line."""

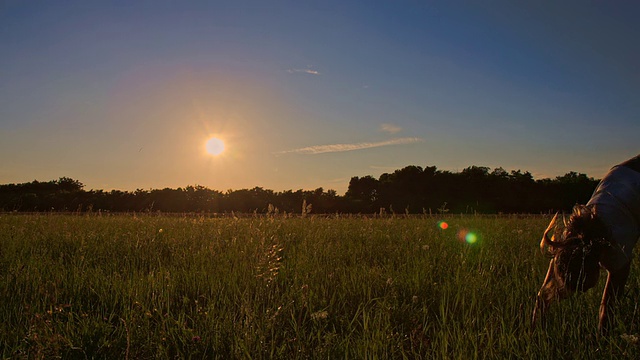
xmin=206 ymin=137 xmax=225 ymax=156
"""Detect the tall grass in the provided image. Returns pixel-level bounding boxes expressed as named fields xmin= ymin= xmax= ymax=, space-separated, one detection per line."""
xmin=1 ymin=213 xmax=639 ymax=359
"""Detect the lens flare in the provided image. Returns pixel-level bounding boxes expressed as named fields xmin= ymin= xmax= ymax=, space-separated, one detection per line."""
xmin=457 ymin=229 xmax=478 ymax=244
xmin=437 ymin=221 xmax=449 ymax=230
xmin=465 ymin=232 xmax=478 ymax=244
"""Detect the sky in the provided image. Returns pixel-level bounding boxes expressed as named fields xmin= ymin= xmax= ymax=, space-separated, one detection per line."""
xmin=1 ymin=1 xmax=639 ymax=194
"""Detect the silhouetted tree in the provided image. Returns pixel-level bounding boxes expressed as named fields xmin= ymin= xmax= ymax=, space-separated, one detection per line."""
xmin=345 ymin=176 xmax=379 ymax=212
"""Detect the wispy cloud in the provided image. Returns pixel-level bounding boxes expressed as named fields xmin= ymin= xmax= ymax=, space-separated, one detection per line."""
xmin=275 ymin=137 xmax=423 ymax=155
xmin=287 ymin=68 xmax=320 ymax=75
xmin=380 ymin=123 xmax=402 ymax=134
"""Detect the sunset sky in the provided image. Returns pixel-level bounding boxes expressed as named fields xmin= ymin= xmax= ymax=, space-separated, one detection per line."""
xmin=1 ymin=1 xmax=638 ymax=194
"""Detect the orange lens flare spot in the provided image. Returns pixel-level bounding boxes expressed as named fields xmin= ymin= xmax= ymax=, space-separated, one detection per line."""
xmin=438 ymin=221 xmax=449 ymax=230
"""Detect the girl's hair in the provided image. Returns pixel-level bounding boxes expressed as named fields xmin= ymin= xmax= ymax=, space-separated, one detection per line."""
xmin=549 ymin=205 xmax=610 ymax=292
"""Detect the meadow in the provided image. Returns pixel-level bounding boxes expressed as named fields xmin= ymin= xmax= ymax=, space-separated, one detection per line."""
xmin=1 ymin=213 xmax=640 ymax=359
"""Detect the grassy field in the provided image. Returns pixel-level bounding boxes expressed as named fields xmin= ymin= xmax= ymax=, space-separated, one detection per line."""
xmin=1 ymin=213 xmax=640 ymax=359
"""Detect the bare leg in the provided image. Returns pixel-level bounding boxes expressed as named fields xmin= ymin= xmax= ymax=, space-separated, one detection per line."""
xmin=599 ymin=262 xmax=630 ymax=335
xmin=532 ymin=260 xmax=556 ymax=328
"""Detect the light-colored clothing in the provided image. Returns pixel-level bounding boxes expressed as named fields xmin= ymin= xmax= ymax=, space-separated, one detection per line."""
xmin=588 ymin=165 xmax=640 ymax=272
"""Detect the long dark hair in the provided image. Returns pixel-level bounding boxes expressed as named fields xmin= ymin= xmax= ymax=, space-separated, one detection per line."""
xmin=542 ymin=205 xmax=610 ymax=292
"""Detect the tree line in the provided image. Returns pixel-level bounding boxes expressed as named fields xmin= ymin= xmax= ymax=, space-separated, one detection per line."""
xmin=0 ymin=165 xmax=600 ymax=214
xmin=345 ymin=165 xmax=598 ymax=214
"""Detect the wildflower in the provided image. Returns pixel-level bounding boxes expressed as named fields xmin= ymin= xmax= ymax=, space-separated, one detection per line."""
xmin=621 ymin=333 xmax=640 ymax=344
xmin=311 ymin=311 xmax=328 ymax=320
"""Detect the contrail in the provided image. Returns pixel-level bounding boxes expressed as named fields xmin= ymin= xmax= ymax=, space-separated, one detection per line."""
xmin=275 ymin=137 xmax=423 ymax=155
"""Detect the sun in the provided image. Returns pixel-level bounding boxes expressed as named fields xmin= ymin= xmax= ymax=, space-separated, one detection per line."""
xmin=205 ymin=137 xmax=225 ymax=156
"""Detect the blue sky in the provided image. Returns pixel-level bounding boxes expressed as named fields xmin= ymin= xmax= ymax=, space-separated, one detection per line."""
xmin=1 ymin=1 xmax=638 ymax=194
